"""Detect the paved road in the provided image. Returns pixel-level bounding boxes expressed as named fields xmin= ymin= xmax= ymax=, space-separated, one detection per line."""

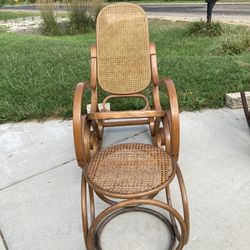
xmin=142 ymin=3 xmax=250 ymax=25
xmin=1 ymin=3 xmax=250 ymax=25
xmin=1 ymin=3 xmax=250 ymax=17
xmin=142 ymin=3 xmax=250 ymax=17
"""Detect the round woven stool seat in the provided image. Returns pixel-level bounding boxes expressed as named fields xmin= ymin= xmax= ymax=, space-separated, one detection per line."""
xmin=85 ymin=143 xmax=175 ymax=198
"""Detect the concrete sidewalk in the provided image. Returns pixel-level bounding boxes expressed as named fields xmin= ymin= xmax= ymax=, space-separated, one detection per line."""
xmin=0 ymin=108 xmax=250 ymax=250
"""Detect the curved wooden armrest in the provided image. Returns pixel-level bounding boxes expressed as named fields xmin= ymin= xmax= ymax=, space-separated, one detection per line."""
xmin=73 ymin=82 xmax=90 ymax=167
xmin=160 ymin=78 xmax=180 ymax=160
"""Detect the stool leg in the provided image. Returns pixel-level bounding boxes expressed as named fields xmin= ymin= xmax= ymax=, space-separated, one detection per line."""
xmin=166 ymin=164 xmax=190 ymax=244
xmin=81 ymin=173 xmax=89 ymax=247
xmin=89 ymin=186 xmax=95 ymax=223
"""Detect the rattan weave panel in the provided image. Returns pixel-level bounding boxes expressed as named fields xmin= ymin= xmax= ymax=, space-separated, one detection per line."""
xmin=85 ymin=143 xmax=174 ymax=196
xmin=96 ymin=3 xmax=151 ymax=94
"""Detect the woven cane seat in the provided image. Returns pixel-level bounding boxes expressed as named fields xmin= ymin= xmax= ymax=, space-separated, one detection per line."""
xmin=85 ymin=143 xmax=175 ymax=198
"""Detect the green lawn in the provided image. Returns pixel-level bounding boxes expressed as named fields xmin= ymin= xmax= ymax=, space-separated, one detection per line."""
xmin=0 ymin=20 xmax=250 ymax=123
xmin=0 ymin=11 xmax=38 ymax=20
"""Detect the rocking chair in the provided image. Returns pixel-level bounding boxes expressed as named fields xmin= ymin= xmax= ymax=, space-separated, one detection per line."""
xmin=73 ymin=3 xmax=190 ymax=249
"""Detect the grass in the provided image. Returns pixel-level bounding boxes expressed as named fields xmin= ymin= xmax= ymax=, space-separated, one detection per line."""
xmin=0 ymin=11 xmax=38 ymax=20
xmin=0 ymin=20 xmax=250 ymax=123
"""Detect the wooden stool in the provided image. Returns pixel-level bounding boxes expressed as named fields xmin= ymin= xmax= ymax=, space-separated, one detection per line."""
xmin=81 ymin=143 xmax=189 ymax=250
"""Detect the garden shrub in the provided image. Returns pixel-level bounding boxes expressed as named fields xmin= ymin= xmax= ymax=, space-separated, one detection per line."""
xmin=37 ymin=0 xmax=104 ymax=36
xmin=0 ymin=0 xmax=6 ymax=7
xmin=68 ymin=0 xmax=94 ymax=34
xmin=186 ymin=20 xmax=223 ymax=37
xmin=68 ymin=0 xmax=104 ymax=34
xmin=210 ymin=33 xmax=250 ymax=55
xmin=92 ymin=0 xmax=103 ymax=22
xmin=38 ymin=0 xmax=60 ymax=36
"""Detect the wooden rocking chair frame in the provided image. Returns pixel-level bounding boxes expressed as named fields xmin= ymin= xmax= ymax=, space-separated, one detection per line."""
xmin=73 ymin=3 xmax=190 ymax=250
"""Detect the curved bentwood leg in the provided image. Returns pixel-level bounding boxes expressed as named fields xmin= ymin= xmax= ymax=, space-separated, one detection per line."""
xmin=81 ymin=173 xmax=89 ymax=246
xmin=86 ymin=199 xmax=187 ymax=250
xmin=166 ymin=164 xmax=190 ymax=244
xmin=89 ymin=186 xmax=96 ymax=224
xmin=82 ymin=173 xmax=97 ymax=241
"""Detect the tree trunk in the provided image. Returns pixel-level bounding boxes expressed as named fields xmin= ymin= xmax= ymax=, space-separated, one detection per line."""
xmin=206 ymin=0 xmax=216 ymax=23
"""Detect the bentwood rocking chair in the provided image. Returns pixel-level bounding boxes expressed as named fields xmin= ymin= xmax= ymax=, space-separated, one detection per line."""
xmin=73 ymin=3 xmax=189 ymax=250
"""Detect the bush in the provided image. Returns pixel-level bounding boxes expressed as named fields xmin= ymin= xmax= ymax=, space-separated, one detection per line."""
xmin=37 ymin=0 xmax=103 ymax=36
xmin=210 ymin=33 xmax=250 ymax=56
xmin=5 ymin=0 xmax=18 ymax=5
xmin=38 ymin=0 xmax=60 ymax=36
xmin=68 ymin=0 xmax=94 ymax=34
xmin=92 ymin=0 xmax=103 ymax=22
xmin=0 ymin=0 xmax=6 ymax=6
xmin=68 ymin=0 xmax=104 ymax=34
xmin=186 ymin=20 xmax=223 ymax=37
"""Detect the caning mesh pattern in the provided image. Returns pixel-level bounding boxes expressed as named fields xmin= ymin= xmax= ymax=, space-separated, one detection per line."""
xmin=96 ymin=3 xmax=151 ymax=94
xmin=85 ymin=143 xmax=173 ymax=195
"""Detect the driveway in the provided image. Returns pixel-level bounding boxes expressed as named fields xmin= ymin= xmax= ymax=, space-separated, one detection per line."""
xmin=0 ymin=108 xmax=250 ymax=249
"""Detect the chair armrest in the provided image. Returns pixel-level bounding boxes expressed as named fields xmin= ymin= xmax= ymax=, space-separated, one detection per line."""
xmin=73 ymin=82 xmax=91 ymax=167
xmin=160 ymin=78 xmax=180 ymax=160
